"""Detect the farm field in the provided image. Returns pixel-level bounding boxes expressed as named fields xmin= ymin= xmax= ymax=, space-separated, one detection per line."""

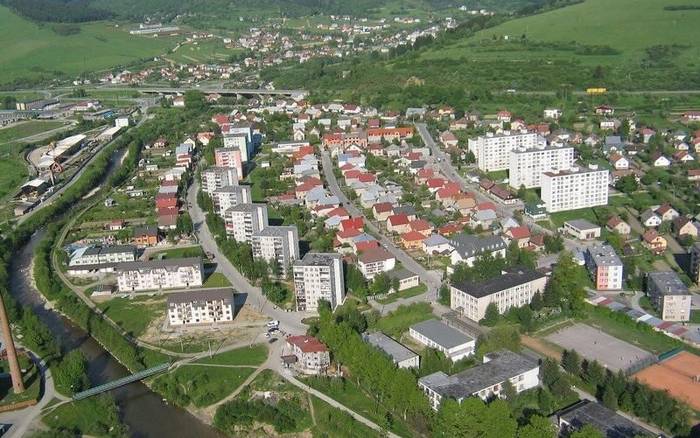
xmin=0 ymin=120 xmax=67 ymax=144
xmin=0 ymin=6 xmax=179 ymax=84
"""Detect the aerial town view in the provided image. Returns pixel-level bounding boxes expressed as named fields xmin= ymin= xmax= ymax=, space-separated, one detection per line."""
xmin=0 ymin=0 xmax=699 ymax=437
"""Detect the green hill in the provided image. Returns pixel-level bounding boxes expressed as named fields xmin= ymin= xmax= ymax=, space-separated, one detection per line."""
xmin=0 ymin=6 xmax=178 ymax=86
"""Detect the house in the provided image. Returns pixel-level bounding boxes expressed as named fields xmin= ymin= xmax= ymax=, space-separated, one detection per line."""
xmin=401 ymin=231 xmax=427 ymax=250
xmin=640 ymin=209 xmax=662 ymax=228
xmin=284 ymin=335 xmax=330 ymax=375
xmin=439 ymin=131 xmax=458 ymax=147
xmin=409 ymin=219 xmax=433 ymax=237
xmin=656 ymin=203 xmax=679 ymax=222
xmin=387 ymin=268 xmax=420 ymax=292
xmin=543 ymin=108 xmax=562 ymax=120
xmin=555 ymin=400 xmax=656 ymax=438
xmin=585 ymin=244 xmax=623 ymax=291
xmin=363 ymin=332 xmax=420 ymax=369
xmin=357 ymin=247 xmax=396 ymax=279
xmin=418 ymin=349 xmax=540 ymax=411
xmin=562 ymin=219 xmax=601 ymax=240
xmin=606 ymin=216 xmax=631 ymax=235
xmin=409 ymin=319 xmax=475 ymax=362
xmin=608 ymin=153 xmax=629 ymax=170
xmin=688 ymin=169 xmax=700 ymax=182
xmin=673 ymin=217 xmax=698 ymax=239
xmin=504 ymin=226 xmax=530 ymax=248
xmin=422 ymin=234 xmax=453 ymax=255
xmin=372 ymin=202 xmax=394 ymax=221
xmin=595 ymin=105 xmax=614 ymax=115
xmin=116 ymin=258 xmax=203 ymax=292
xmin=133 ymin=226 xmax=160 ymax=247
xmin=652 ymin=154 xmax=671 ymax=167
xmin=386 ymin=214 xmax=411 ymax=234
xmin=642 ymin=230 xmax=667 ymax=254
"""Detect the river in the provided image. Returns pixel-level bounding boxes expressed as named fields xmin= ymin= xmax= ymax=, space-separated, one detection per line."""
xmin=7 ymin=147 xmax=222 ymax=437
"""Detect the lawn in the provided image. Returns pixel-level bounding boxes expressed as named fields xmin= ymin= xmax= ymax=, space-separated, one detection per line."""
xmin=202 ymin=272 xmax=232 ymax=288
xmin=195 ymin=344 xmax=268 ymax=366
xmin=0 ymin=6 xmax=179 ymax=84
xmin=97 ymin=296 xmax=166 ymax=338
xmin=0 ymin=357 xmax=41 ymax=406
xmin=376 ymin=283 xmax=428 ymax=305
xmin=372 ymin=302 xmax=434 ymax=338
xmin=43 ymin=396 xmax=126 ymax=436
xmin=0 ymin=141 xmax=29 ymax=200
xmin=310 ymin=396 xmax=383 ymax=438
xmin=150 ymin=245 xmax=205 ymax=260
xmin=153 ymin=364 xmax=255 ymax=407
xmin=0 ymin=120 xmax=66 ymax=144
xmin=548 ymin=207 xmax=604 ymax=228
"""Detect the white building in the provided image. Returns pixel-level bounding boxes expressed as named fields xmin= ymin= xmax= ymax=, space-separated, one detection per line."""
xmin=468 ymin=132 xmax=545 ymax=172
xmin=418 ymin=350 xmax=540 ymax=410
xmin=285 ymin=335 xmax=330 ymax=375
xmin=586 ymin=244 xmax=623 ymax=291
xmin=449 ymin=234 xmax=507 ymax=267
xmin=69 ymin=245 xmax=137 ymax=267
xmin=646 ymin=271 xmax=692 ymax=321
xmin=541 ymin=166 xmax=609 ymax=213
xmin=251 ymin=225 xmax=300 ymax=277
xmin=224 ymin=203 xmax=269 ymax=243
xmin=116 ymin=258 xmax=203 ymax=292
xmin=409 ymin=319 xmax=475 ymax=362
xmin=293 ymin=253 xmax=345 ymax=312
xmin=363 ymin=332 xmax=420 ymax=369
xmin=450 ymin=268 xmax=547 ymax=322
xmin=201 ymin=166 xmax=239 ymax=195
xmin=223 ymin=132 xmax=250 ymax=162
xmin=167 ymin=289 xmax=234 ymax=326
xmin=211 ymin=185 xmax=252 ymax=216
xmin=357 ymin=247 xmax=396 ymax=279
xmin=508 ymin=145 xmax=574 ymax=189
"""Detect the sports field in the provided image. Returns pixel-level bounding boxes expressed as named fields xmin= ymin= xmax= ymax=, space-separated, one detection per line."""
xmin=633 ymin=351 xmax=700 ymax=411
xmin=546 ymin=323 xmax=655 ymax=372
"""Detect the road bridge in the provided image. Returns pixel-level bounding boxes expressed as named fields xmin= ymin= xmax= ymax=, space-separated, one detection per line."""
xmin=137 ymin=87 xmax=307 ymax=98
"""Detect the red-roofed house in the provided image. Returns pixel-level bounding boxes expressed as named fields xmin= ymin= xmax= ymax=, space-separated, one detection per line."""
xmin=157 ymin=207 xmax=178 ymax=230
xmin=401 ymin=231 xmax=427 ymax=250
xmin=426 ymin=178 xmax=447 ymax=191
xmin=505 ymin=226 xmax=531 ymax=248
xmin=476 ymin=202 xmax=497 ymax=211
xmin=285 ymin=336 xmax=330 ymax=375
xmin=340 ymin=217 xmax=364 ymax=232
xmin=373 ymin=202 xmax=394 ymax=221
xmin=436 ymin=184 xmax=461 ymax=205
xmin=357 ymin=247 xmax=396 ymax=279
xmin=416 ymin=168 xmax=435 ymax=184
xmin=336 ymin=227 xmax=362 ymax=244
xmin=410 ymin=219 xmax=434 ymax=237
xmin=642 ymin=230 xmax=667 ymax=254
xmin=353 ymin=239 xmax=380 ymax=254
xmin=387 ymin=214 xmax=411 ymax=234
xmin=438 ymin=222 xmax=464 ymax=236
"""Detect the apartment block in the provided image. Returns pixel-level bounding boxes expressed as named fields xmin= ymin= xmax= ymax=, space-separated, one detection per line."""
xmin=540 ymin=166 xmax=609 ymax=213
xmin=450 ymin=268 xmax=546 ymax=322
xmin=252 ymin=225 xmax=300 ymax=277
xmin=293 ymin=253 xmax=345 ymax=312
xmin=586 ymin=244 xmax=623 ymax=290
xmin=689 ymin=242 xmax=700 ymax=284
xmin=419 ymin=349 xmax=540 ymax=410
xmin=69 ymin=245 xmax=137 ymax=267
xmin=646 ymin=271 xmax=692 ymax=322
xmin=211 ymin=185 xmax=252 ymax=216
xmin=508 ymin=145 xmax=574 ymax=189
xmin=223 ymin=203 xmax=269 ymax=243
xmin=116 ymin=257 xmax=203 ymax=292
xmin=223 ymin=132 xmax=250 ymax=162
xmin=214 ymin=147 xmax=244 ymax=180
xmin=467 ymin=132 xmax=544 ymax=172
xmin=201 ymin=166 xmax=239 ymax=195
xmin=167 ymin=289 xmax=234 ymax=326
xmin=284 ymin=335 xmax=330 ymax=375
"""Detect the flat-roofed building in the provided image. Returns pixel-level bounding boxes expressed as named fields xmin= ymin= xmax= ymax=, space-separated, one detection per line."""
xmin=541 ymin=166 xmax=608 ymax=213
xmin=646 ymin=271 xmax=692 ymax=321
xmin=468 ymin=132 xmax=545 ymax=172
xmin=223 ymin=132 xmax=250 ymax=162
xmin=69 ymin=245 xmax=137 ymax=266
xmin=586 ymin=244 xmax=623 ymax=290
xmin=211 ymin=185 xmax=252 ymax=216
xmin=555 ymin=400 xmax=655 ymax=438
xmin=418 ymin=349 xmax=539 ymax=410
xmin=409 ymin=319 xmax=475 ymax=362
xmin=450 ymin=267 xmax=547 ymax=322
xmin=201 ymin=166 xmax=239 ymax=195
xmin=252 ymin=225 xmax=299 ymax=277
xmin=508 ymin=144 xmax=574 ymax=189
xmin=223 ymin=203 xmax=268 ymax=243
xmin=363 ymin=332 xmax=420 ymax=369
xmin=293 ymin=253 xmax=344 ymax=312
xmin=214 ymin=147 xmax=243 ymax=180
xmin=562 ymin=219 xmax=601 ymax=240
xmin=167 ymin=289 xmax=234 ymax=326
xmin=116 ymin=257 xmax=203 ymax=292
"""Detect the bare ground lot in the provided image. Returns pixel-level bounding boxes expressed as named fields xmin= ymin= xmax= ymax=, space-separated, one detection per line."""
xmin=634 ymin=351 xmax=700 ymax=411
xmin=546 ymin=323 xmax=655 ymax=372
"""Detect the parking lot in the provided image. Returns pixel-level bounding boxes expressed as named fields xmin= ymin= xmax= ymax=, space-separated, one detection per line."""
xmin=546 ymin=323 xmax=655 ymax=372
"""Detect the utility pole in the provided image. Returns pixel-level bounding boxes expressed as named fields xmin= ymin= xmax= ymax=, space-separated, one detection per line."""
xmin=0 ymin=294 xmax=24 ymax=393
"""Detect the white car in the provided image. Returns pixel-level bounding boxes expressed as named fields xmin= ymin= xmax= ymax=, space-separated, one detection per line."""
xmin=266 ymin=320 xmax=279 ymax=328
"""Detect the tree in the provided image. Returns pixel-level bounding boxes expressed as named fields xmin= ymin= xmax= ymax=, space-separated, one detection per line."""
xmin=530 ymin=292 xmax=544 ymax=311
xmin=438 ymin=284 xmax=450 ymax=306
xmin=570 ymin=424 xmax=604 ymax=438
xmin=582 ymin=359 xmax=605 ymax=386
xmin=615 ymin=174 xmax=638 ymax=193
xmin=184 ymin=90 xmax=206 ymax=110
xmin=53 ymin=350 xmax=89 ymax=395
xmin=501 ymin=379 xmax=517 ymax=401
xmin=391 ymin=276 xmax=400 ymax=293
xmin=517 ymin=414 xmax=556 ymax=438
xmin=601 ymin=385 xmax=618 ymax=410
xmin=480 ymin=302 xmax=500 ymax=326
xmin=561 ymin=349 xmax=581 ymax=375
xmin=370 ymin=273 xmax=391 ymax=296
xmin=543 ymin=234 xmax=564 ymax=253
xmin=2 ymin=95 xmax=16 ymax=110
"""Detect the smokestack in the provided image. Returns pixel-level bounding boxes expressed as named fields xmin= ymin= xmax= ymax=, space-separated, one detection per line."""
xmin=0 ymin=294 xmax=24 ymax=393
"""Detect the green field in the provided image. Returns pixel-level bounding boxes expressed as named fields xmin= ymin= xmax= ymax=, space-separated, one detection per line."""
xmin=0 ymin=6 xmax=179 ymax=84
xmin=166 ymin=39 xmax=241 ymax=65
xmin=0 ymin=120 xmax=66 ymax=144
xmin=97 ymin=296 xmax=166 ymax=338
xmin=195 ymin=344 xmax=268 ymax=366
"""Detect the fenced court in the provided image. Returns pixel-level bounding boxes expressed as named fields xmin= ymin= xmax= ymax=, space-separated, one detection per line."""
xmin=633 ymin=351 xmax=700 ymax=411
xmin=546 ymin=323 xmax=655 ymax=373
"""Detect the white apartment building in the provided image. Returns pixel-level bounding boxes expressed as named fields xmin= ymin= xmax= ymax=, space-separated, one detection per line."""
xmin=450 ymin=268 xmax=547 ymax=322
xmin=201 ymin=166 xmax=239 ymax=195
xmin=252 ymin=225 xmax=300 ymax=277
xmin=167 ymin=289 xmax=234 ymax=326
xmin=223 ymin=203 xmax=269 ymax=243
xmin=69 ymin=245 xmax=137 ymax=266
xmin=409 ymin=319 xmax=475 ymax=362
xmin=540 ymin=166 xmax=609 ymax=213
xmin=418 ymin=350 xmax=540 ymax=410
xmin=293 ymin=253 xmax=345 ymax=312
xmin=586 ymin=244 xmax=623 ymax=291
xmin=223 ymin=130 xmax=251 ymax=162
xmin=468 ymin=132 xmax=545 ymax=172
xmin=116 ymin=257 xmax=203 ymax=292
xmin=646 ymin=271 xmax=692 ymax=322
xmin=211 ymin=185 xmax=252 ymax=216
xmin=508 ymin=145 xmax=574 ymax=189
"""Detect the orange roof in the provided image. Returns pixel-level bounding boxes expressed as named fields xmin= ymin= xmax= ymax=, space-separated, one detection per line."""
xmin=287 ymin=335 xmax=327 ymax=353
xmin=401 ymin=231 xmax=427 ymax=242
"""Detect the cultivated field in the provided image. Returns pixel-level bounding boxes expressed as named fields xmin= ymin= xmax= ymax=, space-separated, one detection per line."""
xmin=546 ymin=323 xmax=655 ymax=372
xmin=633 ymin=351 xmax=700 ymax=411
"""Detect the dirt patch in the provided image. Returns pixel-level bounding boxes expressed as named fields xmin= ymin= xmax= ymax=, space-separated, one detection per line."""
xmin=522 ymin=335 xmax=562 ymax=361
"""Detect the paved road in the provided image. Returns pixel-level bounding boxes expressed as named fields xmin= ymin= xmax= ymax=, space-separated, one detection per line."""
xmin=320 ymin=151 xmax=442 ymax=298
xmin=186 ymin=181 xmax=307 ymax=334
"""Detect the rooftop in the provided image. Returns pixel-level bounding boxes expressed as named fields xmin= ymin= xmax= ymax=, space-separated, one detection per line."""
xmin=295 ymin=252 xmax=341 ymax=267
xmin=410 ymin=319 xmax=474 ymax=349
xmin=564 ymin=219 xmax=600 ymax=231
xmin=167 ymin=288 xmax=234 ymax=305
xmin=117 ymin=257 xmax=202 ymax=271
xmin=587 ymin=244 xmax=623 ymax=267
xmin=647 ymin=271 xmax=690 ymax=296
xmin=363 ymin=332 xmax=418 ymax=364
xmin=452 ymin=267 xmax=545 ymax=299
xmin=557 ymin=400 xmax=654 ymax=438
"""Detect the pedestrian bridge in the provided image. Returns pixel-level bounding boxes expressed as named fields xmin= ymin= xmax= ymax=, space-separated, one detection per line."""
xmin=73 ymin=362 xmax=171 ymax=400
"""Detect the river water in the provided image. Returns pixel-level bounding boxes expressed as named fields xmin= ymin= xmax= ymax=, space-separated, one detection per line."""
xmin=7 ymin=148 xmax=222 ymax=437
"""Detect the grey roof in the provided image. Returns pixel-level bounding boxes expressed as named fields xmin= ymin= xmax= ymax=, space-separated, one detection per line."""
xmin=410 ymin=319 xmax=473 ymax=349
xmin=450 ymin=234 xmax=506 ymax=258
xmin=452 ymin=267 xmax=545 ymax=299
xmin=386 ymin=268 xmax=418 ymax=282
xmin=117 ymin=257 xmax=202 ymax=271
xmin=226 ymin=202 xmax=266 ymax=213
xmin=294 ymin=252 xmax=341 ymax=267
xmin=564 ymin=219 xmax=599 ymax=231
xmin=363 ymin=332 xmax=418 ymax=364
xmin=409 ymin=160 xmax=426 ymax=169
xmin=418 ymin=349 xmax=538 ymax=399
xmin=647 ymin=271 xmax=690 ymax=296
xmin=214 ymin=185 xmax=250 ymax=194
xmin=640 ymin=209 xmax=659 ymax=223
xmin=134 ymin=225 xmax=158 ymax=237
xmin=587 ymin=244 xmax=622 ymax=267
xmin=605 ymin=135 xmax=623 ymax=145
xmin=254 ymin=225 xmax=297 ymax=238
xmin=168 ymin=288 xmax=234 ymax=305
xmin=393 ymin=205 xmax=417 ymax=216
xmin=100 ymin=245 xmax=137 ymax=255
xmin=557 ymin=400 xmax=654 ymax=438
